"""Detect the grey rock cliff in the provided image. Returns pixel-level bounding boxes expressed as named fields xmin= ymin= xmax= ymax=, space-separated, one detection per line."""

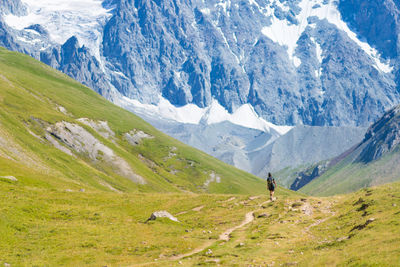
xmin=356 ymin=105 xmax=400 ymax=163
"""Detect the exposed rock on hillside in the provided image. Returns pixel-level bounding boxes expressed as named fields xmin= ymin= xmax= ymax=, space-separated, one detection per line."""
xmin=290 ymin=162 xmax=330 ymax=191
xmin=0 ymin=175 xmax=17 ymax=181
xmin=46 ymin=121 xmax=146 ymax=184
xmin=356 ymin=105 xmax=400 ymax=163
xmin=124 ymin=129 xmax=154 ymax=146
xmin=77 ymin=118 xmax=115 ymax=139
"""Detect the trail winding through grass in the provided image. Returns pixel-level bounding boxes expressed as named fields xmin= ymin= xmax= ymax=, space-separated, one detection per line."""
xmin=132 ymin=198 xmax=269 ymax=266
xmin=169 ymin=199 xmax=272 ymax=261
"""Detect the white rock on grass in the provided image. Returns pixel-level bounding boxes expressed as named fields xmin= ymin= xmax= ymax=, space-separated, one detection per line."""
xmin=146 ymin=211 xmax=179 ymax=222
xmin=77 ymin=118 xmax=115 ymax=139
xmin=124 ymin=129 xmax=154 ymax=146
xmin=57 ymin=105 xmax=69 ymax=115
xmin=0 ymin=176 xmax=18 ymax=181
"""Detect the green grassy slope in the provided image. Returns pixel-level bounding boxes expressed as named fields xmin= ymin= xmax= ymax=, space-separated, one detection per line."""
xmin=0 ymin=47 xmax=266 ymax=194
xmin=0 ymin=47 xmax=298 ymax=266
xmin=1 ymin=172 xmax=399 ymax=266
xmin=300 ymin=149 xmax=400 ymax=196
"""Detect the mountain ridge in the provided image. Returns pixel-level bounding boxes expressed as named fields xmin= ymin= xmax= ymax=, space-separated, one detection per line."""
xmin=1 ymin=0 xmax=399 ymax=127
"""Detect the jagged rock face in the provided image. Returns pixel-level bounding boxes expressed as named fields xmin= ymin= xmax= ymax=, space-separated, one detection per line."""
xmin=40 ymin=37 xmax=113 ymax=98
xmin=356 ymin=105 xmax=400 ymax=163
xmin=0 ymin=0 xmax=26 ymax=16
xmin=290 ymin=162 xmax=329 ymax=191
xmin=101 ymin=0 xmax=399 ymax=126
xmin=1 ymin=0 xmax=400 ymax=127
xmin=338 ymin=0 xmax=400 ymax=60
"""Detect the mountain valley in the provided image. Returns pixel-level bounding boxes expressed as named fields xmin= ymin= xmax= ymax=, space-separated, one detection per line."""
xmin=1 ymin=0 xmax=400 ymax=265
xmin=0 ymin=46 xmax=399 ymax=266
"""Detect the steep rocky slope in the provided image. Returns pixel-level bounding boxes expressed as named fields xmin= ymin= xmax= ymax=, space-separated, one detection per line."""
xmin=300 ymin=104 xmax=400 ymax=195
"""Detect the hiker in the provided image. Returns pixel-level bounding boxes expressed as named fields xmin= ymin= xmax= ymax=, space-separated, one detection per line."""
xmin=267 ymin=172 xmax=277 ymax=201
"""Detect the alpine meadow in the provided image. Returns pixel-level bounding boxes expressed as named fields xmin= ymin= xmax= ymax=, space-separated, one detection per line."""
xmin=0 ymin=44 xmax=400 ymax=267
xmin=1 ymin=0 xmax=400 ymax=266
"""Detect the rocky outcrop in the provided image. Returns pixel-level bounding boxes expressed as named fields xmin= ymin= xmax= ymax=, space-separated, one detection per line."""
xmin=0 ymin=176 xmax=18 ymax=181
xmin=46 ymin=121 xmax=146 ymax=184
xmin=356 ymin=105 xmax=400 ymax=163
xmin=124 ymin=129 xmax=154 ymax=146
xmin=290 ymin=162 xmax=330 ymax=191
xmin=77 ymin=118 xmax=116 ymax=139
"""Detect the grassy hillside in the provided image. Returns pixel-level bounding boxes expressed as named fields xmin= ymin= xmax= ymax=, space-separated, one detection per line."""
xmin=299 ymin=104 xmax=400 ymax=196
xmin=0 ymin=47 xmax=266 ymax=194
xmin=300 ymin=149 xmax=400 ymax=196
xmin=0 ymin=47 xmax=299 ymax=266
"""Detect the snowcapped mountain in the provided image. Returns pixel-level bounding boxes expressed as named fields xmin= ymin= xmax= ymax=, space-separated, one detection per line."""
xmin=1 ymin=0 xmax=399 ymax=128
xmin=3 ymin=0 xmax=112 ymax=62
xmin=0 ymin=0 xmax=399 ymax=181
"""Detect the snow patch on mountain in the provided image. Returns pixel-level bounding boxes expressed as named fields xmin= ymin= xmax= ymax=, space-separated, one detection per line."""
xmin=118 ymin=96 xmax=292 ymax=135
xmin=260 ymin=0 xmax=392 ymax=73
xmin=308 ymin=0 xmax=393 ymax=73
xmin=4 ymin=0 xmax=113 ymax=62
xmin=311 ymin=37 xmax=323 ymax=64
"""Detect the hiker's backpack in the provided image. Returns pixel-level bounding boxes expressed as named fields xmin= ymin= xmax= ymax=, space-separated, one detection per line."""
xmin=267 ymin=177 xmax=273 ymax=186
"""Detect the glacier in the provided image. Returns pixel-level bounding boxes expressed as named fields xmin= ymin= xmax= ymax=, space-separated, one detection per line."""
xmin=4 ymin=0 xmax=113 ymax=63
xmin=260 ymin=0 xmax=392 ymax=73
